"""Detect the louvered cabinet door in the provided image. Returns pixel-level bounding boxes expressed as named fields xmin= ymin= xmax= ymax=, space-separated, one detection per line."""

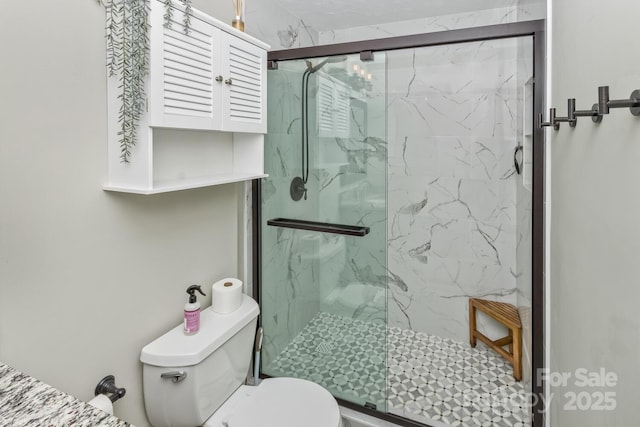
xmin=317 ymin=75 xmax=350 ymax=138
xmin=149 ymin=3 xmax=222 ymax=130
xmin=333 ymin=83 xmax=350 ymax=138
xmin=220 ymin=33 xmax=267 ymax=134
xmin=318 ymin=75 xmax=335 ymax=137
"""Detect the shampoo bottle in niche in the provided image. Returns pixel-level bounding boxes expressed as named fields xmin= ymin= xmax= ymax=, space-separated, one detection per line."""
xmin=184 ymin=285 xmax=206 ymax=335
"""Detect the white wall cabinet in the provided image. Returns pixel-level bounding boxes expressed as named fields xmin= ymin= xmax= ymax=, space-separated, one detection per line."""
xmin=104 ymin=0 xmax=269 ymax=195
xmin=318 ymin=74 xmax=351 ymax=138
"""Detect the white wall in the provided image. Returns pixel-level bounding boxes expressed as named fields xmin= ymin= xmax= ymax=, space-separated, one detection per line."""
xmin=0 ymin=0 xmax=315 ymax=425
xmin=550 ymin=1 xmax=640 ymax=425
xmin=0 ymin=1 xmax=244 ymax=426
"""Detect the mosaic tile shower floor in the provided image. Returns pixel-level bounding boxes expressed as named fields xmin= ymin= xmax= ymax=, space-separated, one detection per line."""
xmin=267 ymin=312 xmax=530 ymax=427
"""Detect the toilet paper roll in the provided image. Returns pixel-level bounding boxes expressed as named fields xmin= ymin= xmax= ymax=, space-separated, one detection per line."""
xmin=211 ymin=278 xmax=243 ymax=314
xmin=87 ymin=394 xmax=113 ymax=415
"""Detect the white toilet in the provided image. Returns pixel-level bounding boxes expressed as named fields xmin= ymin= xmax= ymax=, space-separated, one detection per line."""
xmin=140 ymin=294 xmax=343 ymax=427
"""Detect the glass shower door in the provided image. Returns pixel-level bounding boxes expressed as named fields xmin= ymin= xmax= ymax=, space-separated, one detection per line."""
xmin=260 ymin=52 xmax=388 ymax=410
xmin=384 ymin=36 xmax=535 ymax=425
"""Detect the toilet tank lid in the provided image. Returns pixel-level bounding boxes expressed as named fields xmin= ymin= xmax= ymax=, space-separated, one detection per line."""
xmin=140 ymin=295 xmax=259 ymax=367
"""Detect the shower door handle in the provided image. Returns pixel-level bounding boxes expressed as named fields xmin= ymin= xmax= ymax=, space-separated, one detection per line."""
xmin=267 ymin=218 xmax=370 ymax=237
xmin=514 ymin=145 xmax=523 ymax=175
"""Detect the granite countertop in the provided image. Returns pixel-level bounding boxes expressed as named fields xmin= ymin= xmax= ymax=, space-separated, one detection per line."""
xmin=0 ymin=363 xmax=132 ymax=427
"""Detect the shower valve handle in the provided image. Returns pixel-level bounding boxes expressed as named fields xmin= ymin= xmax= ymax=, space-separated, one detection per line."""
xmin=289 ymin=177 xmax=307 ymax=202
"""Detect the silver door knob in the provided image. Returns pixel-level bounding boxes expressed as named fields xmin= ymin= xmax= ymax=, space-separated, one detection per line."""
xmin=224 ymin=78 xmax=233 ymax=85
xmin=215 ymin=75 xmax=223 ymax=82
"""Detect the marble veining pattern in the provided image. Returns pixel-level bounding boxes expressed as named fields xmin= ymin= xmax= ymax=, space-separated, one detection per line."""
xmin=261 ymin=31 xmax=533 ymax=370
xmin=245 ymin=0 xmax=319 ymax=49
xmin=275 ymin=0 xmax=543 ymax=33
xmin=384 ymin=37 xmax=532 ymax=344
xmin=0 ymin=363 xmax=130 ymax=427
xmin=261 ymin=58 xmax=388 ymax=370
xmin=318 ymin=3 xmax=545 ymax=45
xmin=260 ymin=7 xmax=535 ymax=422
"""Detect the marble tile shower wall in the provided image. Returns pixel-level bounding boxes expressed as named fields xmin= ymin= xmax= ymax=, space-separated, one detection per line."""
xmin=257 ymin=0 xmax=540 ymax=368
xmin=245 ymin=0 xmax=319 ymax=49
xmin=316 ymin=63 xmax=388 ymax=324
xmin=386 ymin=38 xmax=531 ymax=344
xmin=261 ymin=66 xmax=321 ymax=364
xmin=318 ymin=1 xmax=545 ymax=45
xmin=245 ymin=0 xmax=545 ymax=50
xmin=262 ymin=61 xmax=390 ymax=365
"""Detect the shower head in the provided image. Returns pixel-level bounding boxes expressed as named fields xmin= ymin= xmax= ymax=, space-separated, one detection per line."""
xmin=305 ymin=56 xmax=347 ymax=74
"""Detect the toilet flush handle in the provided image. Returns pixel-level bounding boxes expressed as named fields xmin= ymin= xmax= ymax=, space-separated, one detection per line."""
xmin=160 ymin=371 xmax=187 ymax=383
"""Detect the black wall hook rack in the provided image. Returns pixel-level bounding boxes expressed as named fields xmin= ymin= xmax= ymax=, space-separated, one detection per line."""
xmin=538 ymin=86 xmax=640 ymax=130
xmin=538 ymin=107 xmax=560 ymax=130
xmin=554 ymin=98 xmax=577 ymax=127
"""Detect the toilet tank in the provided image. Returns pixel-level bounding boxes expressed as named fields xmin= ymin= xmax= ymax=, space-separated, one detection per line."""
xmin=140 ymin=295 xmax=259 ymax=427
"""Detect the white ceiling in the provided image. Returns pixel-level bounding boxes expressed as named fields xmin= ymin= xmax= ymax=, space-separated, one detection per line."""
xmin=273 ymin=0 xmax=535 ymax=31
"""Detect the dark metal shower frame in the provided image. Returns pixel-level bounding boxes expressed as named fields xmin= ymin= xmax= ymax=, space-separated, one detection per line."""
xmin=253 ymin=19 xmax=546 ymax=427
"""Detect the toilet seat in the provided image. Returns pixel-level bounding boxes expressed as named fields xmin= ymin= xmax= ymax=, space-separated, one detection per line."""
xmin=205 ymin=378 xmax=342 ymax=427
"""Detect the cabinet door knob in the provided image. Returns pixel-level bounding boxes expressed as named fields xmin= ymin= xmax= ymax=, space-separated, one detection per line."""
xmin=215 ymin=75 xmax=223 ymax=82
xmin=224 ymin=78 xmax=233 ymax=85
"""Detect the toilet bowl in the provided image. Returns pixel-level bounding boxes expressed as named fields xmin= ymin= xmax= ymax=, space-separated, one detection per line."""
xmin=205 ymin=377 xmax=342 ymax=427
xmin=140 ymin=294 xmax=342 ymax=427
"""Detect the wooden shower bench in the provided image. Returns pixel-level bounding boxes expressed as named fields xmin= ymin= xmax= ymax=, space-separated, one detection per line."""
xmin=469 ymin=298 xmax=522 ymax=381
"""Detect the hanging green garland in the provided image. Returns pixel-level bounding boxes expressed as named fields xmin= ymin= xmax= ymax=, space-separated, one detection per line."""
xmin=97 ymin=0 xmax=192 ymax=163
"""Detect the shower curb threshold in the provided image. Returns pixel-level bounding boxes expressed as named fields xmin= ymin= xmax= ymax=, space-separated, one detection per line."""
xmin=341 ymin=406 xmax=449 ymax=427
